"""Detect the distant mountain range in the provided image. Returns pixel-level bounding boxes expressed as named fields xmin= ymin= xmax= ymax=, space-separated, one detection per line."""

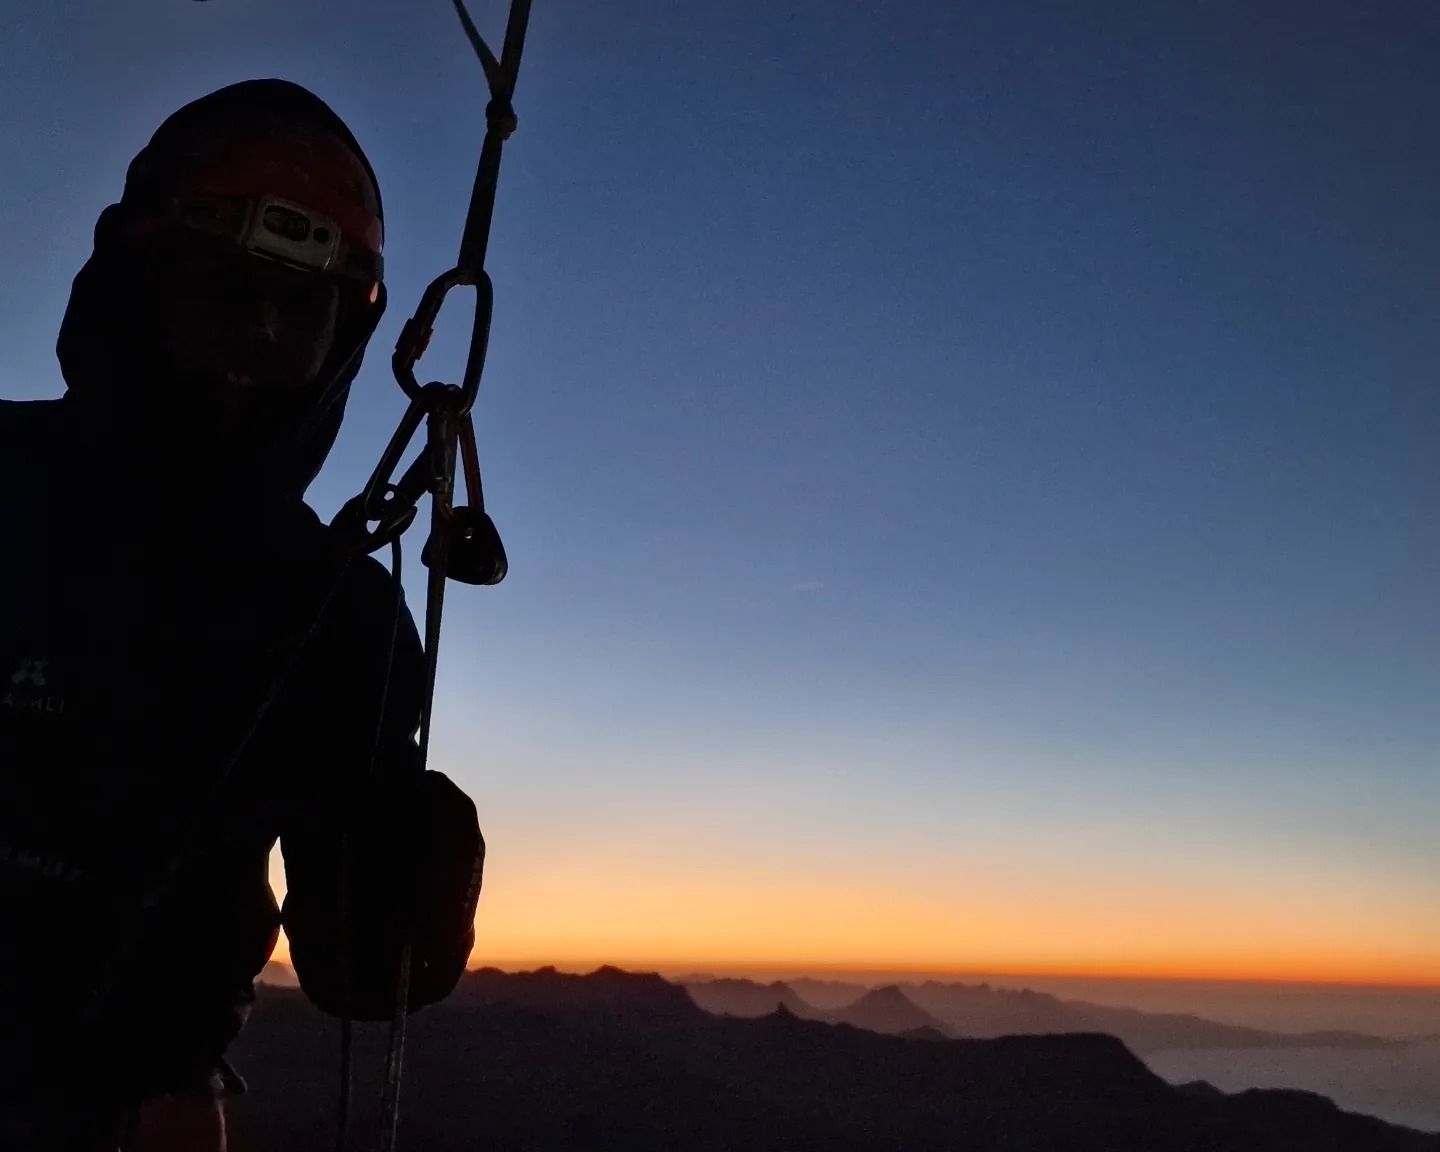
xmin=684 ymin=975 xmax=1396 ymax=1054
xmin=226 ymin=966 xmax=1439 ymax=1151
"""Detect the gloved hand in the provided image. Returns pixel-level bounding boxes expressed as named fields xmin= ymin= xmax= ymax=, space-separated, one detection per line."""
xmin=281 ymin=768 xmax=483 ymax=1020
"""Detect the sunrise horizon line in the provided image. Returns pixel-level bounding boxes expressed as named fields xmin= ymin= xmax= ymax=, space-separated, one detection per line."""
xmin=263 ymin=955 xmax=1440 ymax=991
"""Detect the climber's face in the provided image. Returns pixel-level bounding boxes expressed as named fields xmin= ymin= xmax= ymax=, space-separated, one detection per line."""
xmin=159 ymin=228 xmax=343 ymax=395
xmin=117 ymin=119 xmax=383 ymax=399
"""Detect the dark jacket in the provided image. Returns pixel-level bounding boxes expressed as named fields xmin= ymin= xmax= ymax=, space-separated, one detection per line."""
xmin=0 ymin=80 xmax=483 ymax=1144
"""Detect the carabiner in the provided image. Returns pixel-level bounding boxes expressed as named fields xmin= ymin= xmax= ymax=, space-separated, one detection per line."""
xmin=391 ymin=266 xmax=495 ymax=418
xmin=331 ymin=384 xmax=446 ymax=553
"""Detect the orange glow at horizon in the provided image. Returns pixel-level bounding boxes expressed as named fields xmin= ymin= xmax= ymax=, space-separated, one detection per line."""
xmin=266 ymin=847 xmax=1440 ymax=988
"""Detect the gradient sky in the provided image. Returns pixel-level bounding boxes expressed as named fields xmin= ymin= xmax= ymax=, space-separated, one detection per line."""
xmin=3 ymin=0 xmax=1437 ymax=984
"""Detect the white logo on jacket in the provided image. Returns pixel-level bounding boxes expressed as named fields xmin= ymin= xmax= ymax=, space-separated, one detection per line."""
xmin=8 ymin=657 xmax=48 ymax=687
xmin=2 ymin=656 xmax=64 ymax=713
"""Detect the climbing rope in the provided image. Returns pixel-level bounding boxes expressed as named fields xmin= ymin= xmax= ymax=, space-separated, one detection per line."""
xmin=331 ymin=1 xmax=532 ymax=1148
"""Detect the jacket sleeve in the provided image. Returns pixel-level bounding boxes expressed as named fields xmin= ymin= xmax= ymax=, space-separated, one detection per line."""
xmin=277 ymin=554 xmax=484 ymax=1020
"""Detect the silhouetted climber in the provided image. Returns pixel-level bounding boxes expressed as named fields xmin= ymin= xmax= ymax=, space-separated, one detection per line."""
xmin=0 ymin=80 xmax=484 ymax=1150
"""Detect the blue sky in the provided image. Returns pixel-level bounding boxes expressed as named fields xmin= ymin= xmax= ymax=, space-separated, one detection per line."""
xmin=3 ymin=0 xmax=1437 ymax=977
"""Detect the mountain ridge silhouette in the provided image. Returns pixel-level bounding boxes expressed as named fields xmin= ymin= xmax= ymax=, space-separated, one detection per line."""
xmin=226 ymin=966 xmax=1439 ymax=1150
xmin=684 ymin=973 xmax=1398 ymax=1053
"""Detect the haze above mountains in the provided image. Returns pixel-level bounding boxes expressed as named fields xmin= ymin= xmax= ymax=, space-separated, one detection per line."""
xmin=681 ymin=974 xmax=1401 ymax=1054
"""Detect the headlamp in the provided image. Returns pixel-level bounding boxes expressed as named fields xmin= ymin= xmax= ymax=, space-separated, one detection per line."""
xmin=171 ymin=191 xmax=383 ymax=287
